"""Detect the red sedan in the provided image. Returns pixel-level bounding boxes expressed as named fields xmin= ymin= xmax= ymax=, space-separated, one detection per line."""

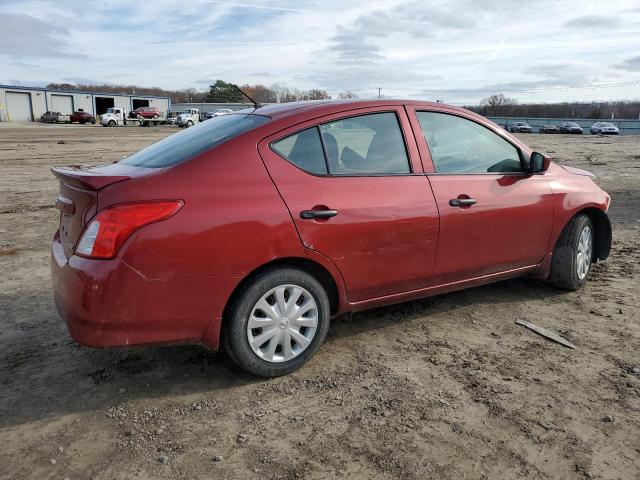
xmin=69 ymin=111 xmax=96 ymax=124
xmin=51 ymin=100 xmax=611 ymax=377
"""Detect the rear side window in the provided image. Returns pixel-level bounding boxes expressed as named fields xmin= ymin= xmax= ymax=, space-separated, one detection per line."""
xmin=320 ymin=113 xmax=409 ymax=174
xmin=271 ymin=112 xmax=410 ymax=176
xmin=271 ymin=127 xmax=327 ymax=174
xmin=416 ymin=112 xmax=523 ymax=174
xmin=119 ymin=114 xmax=270 ymax=168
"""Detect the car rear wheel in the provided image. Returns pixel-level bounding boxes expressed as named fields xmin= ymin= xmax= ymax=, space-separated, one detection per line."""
xmin=548 ymin=214 xmax=594 ymax=290
xmin=223 ymin=268 xmax=330 ymax=377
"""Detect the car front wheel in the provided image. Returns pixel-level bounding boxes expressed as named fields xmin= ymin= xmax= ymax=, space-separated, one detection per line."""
xmin=549 ymin=214 xmax=594 ymax=290
xmin=223 ymin=268 xmax=330 ymax=377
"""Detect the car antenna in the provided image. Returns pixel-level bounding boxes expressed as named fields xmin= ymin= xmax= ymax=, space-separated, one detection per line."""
xmin=232 ymin=84 xmax=261 ymax=110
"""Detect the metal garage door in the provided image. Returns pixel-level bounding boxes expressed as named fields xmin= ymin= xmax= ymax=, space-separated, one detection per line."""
xmin=6 ymin=92 xmax=32 ymax=122
xmin=51 ymin=94 xmax=73 ymax=115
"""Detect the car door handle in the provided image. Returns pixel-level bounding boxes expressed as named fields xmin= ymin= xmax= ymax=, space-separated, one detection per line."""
xmin=300 ymin=209 xmax=338 ymax=219
xmin=449 ymin=198 xmax=477 ymax=207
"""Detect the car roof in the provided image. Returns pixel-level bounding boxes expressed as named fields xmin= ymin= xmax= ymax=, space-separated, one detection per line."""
xmin=237 ymin=99 xmax=468 ymax=120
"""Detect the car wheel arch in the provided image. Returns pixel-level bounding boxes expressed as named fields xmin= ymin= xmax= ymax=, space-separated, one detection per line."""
xmin=557 ymin=207 xmax=611 ymax=262
xmin=221 ymin=257 xmax=342 ymax=328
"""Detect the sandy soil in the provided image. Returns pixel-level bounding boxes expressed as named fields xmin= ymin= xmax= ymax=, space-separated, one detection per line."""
xmin=0 ymin=124 xmax=638 ymax=480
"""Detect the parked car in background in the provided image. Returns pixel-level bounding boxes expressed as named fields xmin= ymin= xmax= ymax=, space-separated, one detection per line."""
xmin=70 ymin=111 xmax=96 ymax=124
xmin=165 ymin=116 xmax=177 ymax=125
xmin=559 ymin=122 xmax=583 ymax=134
xmin=129 ymin=107 xmax=162 ymax=119
xmin=41 ymin=111 xmax=65 ymax=123
xmin=206 ymin=108 xmax=234 ymax=119
xmin=507 ymin=121 xmax=532 ymax=133
xmin=590 ymin=122 xmax=619 ymax=135
xmin=51 ymin=100 xmax=612 ymax=377
xmin=539 ymin=125 xmax=559 ymax=134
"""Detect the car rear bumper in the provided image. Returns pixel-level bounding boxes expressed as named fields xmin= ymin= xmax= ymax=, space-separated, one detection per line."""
xmin=51 ymin=232 xmax=234 ymax=350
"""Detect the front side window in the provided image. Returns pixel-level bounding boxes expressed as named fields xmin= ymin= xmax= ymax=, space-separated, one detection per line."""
xmin=416 ymin=112 xmax=523 ymax=174
xmin=271 ymin=112 xmax=410 ymax=176
xmin=120 ymin=114 xmax=270 ymax=168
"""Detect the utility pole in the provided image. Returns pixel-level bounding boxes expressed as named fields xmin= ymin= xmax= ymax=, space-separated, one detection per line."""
xmin=378 ymin=87 xmax=381 ymax=99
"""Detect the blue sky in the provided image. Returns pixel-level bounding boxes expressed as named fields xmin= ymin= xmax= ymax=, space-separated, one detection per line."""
xmin=1 ymin=0 xmax=639 ymax=104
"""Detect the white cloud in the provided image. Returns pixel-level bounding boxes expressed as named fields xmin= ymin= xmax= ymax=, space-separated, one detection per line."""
xmin=0 ymin=0 xmax=639 ymax=104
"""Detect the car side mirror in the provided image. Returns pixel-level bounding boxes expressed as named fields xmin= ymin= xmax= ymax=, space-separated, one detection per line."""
xmin=529 ymin=152 xmax=551 ymax=174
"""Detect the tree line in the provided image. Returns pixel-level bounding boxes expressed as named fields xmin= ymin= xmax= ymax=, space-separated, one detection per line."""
xmin=43 ymin=84 xmax=639 ymax=118
xmin=468 ymin=93 xmax=640 ymax=119
xmin=46 ymin=80 xmax=357 ymax=104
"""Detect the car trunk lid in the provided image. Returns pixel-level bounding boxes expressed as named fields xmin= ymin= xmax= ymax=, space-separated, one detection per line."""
xmin=51 ymin=163 xmax=159 ymax=258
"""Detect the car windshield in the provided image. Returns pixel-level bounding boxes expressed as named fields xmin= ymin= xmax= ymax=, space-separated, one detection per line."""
xmin=106 ymin=108 xmax=116 ymax=114
xmin=600 ymin=123 xmax=615 ymax=127
xmin=567 ymin=122 xmax=579 ymax=127
xmin=119 ymin=114 xmax=270 ymax=168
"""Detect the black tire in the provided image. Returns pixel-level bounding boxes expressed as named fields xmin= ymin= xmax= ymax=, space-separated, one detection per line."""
xmin=548 ymin=214 xmax=594 ymax=290
xmin=223 ymin=267 xmax=330 ymax=377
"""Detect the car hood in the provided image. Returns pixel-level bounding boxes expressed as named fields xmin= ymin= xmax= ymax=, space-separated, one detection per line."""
xmin=561 ymin=165 xmax=595 ymax=177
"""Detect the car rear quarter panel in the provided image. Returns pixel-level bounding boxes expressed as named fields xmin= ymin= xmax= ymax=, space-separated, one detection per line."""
xmin=96 ymin=130 xmax=348 ymax=347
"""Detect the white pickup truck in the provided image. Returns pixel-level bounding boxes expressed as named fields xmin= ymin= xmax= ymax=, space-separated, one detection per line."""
xmin=100 ymin=108 xmax=166 ymax=127
xmin=175 ymin=108 xmax=200 ymax=128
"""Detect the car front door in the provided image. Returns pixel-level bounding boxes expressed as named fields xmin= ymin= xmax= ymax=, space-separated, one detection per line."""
xmin=259 ymin=107 xmax=439 ymax=302
xmin=408 ymin=107 xmax=554 ymax=284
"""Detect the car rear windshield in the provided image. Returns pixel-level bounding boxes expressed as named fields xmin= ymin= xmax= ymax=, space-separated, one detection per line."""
xmin=119 ymin=114 xmax=270 ymax=168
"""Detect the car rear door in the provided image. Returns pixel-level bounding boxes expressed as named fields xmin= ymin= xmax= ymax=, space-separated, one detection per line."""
xmin=407 ymin=106 xmax=554 ymax=284
xmin=258 ymin=106 xmax=439 ymax=302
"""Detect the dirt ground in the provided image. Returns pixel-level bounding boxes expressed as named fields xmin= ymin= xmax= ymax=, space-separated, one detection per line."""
xmin=0 ymin=124 xmax=638 ymax=480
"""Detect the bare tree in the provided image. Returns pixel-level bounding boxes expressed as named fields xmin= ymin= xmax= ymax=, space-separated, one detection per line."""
xmin=338 ymin=91 xmax=359 ymax=99
xmin=480 ymin=94 xmax=518 ymax=116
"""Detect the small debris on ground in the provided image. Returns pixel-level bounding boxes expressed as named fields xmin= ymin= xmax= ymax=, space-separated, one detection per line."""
xmin=515 ymin=319 xmax=577 ymax=349
xmin=601 ymin=415 xmax=614 ymax=423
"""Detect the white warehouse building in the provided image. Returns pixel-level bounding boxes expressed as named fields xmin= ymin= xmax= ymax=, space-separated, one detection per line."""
xmin=0 ymin=84 xmax=171 ymax=122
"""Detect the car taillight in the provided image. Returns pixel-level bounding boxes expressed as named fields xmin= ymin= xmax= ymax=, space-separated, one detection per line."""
xmin=75 ymin=200 xmax=183 ymax=259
